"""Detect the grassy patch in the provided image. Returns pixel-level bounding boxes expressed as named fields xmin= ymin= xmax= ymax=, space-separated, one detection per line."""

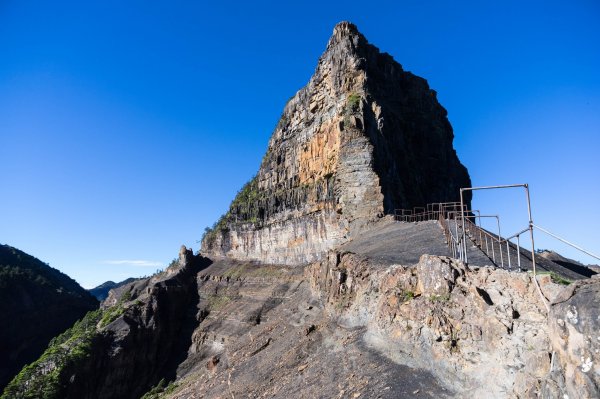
xmin=99 ymin=305 xmax=125 ymax=328
xmin=429 ymin=293 xmax=451 ymax=302
xmin=140 ymin=378 xmax=179 ymax=399
xmin=222 ymin=264 xmax=285 ymax=280
xmin=398 ymin=289 xmax=415 ymax=302
xmin=536 ymin=271 xmax=572 ymax=285
xmin=206 ymin=294 xmax=232 ymax=310
xmin=346 ymin=93 xmax=361 ymax=113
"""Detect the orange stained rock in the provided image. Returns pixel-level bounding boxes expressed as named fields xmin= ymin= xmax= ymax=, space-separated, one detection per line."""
xmin=298 ymin=120 xmax=341 ymax=185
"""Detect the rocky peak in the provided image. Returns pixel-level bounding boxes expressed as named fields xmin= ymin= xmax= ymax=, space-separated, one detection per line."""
xmin=330 ymin=21 xmax=359 ymax=40
xmin=202 ymin=22 xmax=471 ymax=265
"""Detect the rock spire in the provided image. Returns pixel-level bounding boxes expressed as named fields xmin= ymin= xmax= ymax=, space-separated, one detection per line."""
xmin=202 ymin=21 xmax=472 ymax=264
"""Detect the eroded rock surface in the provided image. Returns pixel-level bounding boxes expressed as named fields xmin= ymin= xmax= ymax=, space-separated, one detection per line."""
xmin=307 ymin=252 xmax=552 ymax=397
xmin=202 ymin=21 xmax=471 ymax=265
xmin=543 ymin=277 xmax=600 ymax=398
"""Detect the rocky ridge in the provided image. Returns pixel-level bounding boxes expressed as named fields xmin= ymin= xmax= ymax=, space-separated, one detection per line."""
xmin=5 ymin=238 xmax=598 ymax=398
xmin=0 ymin=244 xmax=98 ymax=392
xmin=202 ymin=22 xmax=471 ymax=266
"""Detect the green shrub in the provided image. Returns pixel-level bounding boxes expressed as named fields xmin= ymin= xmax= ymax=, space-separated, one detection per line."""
xmin=201 ymin=175 xmax=264 ymax=249
xmin=346 ymin=93 xmax=361 ymax=113
xmin=399 ymin=290 xmax=415 ymax=302
xmin=140 ymin=378 xmax=178 ymax=399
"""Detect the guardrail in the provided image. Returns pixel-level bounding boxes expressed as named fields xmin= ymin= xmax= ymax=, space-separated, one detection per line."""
xmin=394 ymin=202 xmax=467 ymax=223
xmin=392 ymin=186 xmax=598 ymax=317
xmin=393 ymin=196 xmax=600 ymax=272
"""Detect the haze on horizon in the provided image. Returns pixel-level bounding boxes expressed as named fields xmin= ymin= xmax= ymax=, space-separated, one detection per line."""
xmin=1 ymin=0 xmax=599 ymax=288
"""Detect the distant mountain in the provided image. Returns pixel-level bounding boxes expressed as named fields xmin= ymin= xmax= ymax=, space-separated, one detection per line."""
xmin=0 ymin=244 xmax=98 ymax=391
xmin=89 ymin=278 xmax=138 ymax=301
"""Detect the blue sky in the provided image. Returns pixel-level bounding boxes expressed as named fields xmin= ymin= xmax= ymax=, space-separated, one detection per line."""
xmin=1 ymin=1 xmax=599 ymax=288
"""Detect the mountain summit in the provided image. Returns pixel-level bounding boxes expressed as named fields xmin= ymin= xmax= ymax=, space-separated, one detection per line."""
xmin=202 ymin=21 xmax=471 ymax=264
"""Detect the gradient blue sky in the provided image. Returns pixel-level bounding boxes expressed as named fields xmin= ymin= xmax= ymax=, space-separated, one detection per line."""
xmin=1 ymin=1 xmax=599 ymax=288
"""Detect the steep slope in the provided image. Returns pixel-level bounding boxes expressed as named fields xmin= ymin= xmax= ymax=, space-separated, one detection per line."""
xmin=88 ymin=278 xmax=138 ymax=301
xmin=0 ymin=244 xmax=98 ymax=391
xmin=2 ymin=246 xmax=208 ymax=399
xmin=202 ymin=21 xmax=471 ymax=265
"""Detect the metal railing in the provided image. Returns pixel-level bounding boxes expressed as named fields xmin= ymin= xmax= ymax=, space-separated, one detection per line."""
xmin=391 ymin=185 xmax=598 ymax=318
xmin=439 ymin=211 xmax=464 ymax=260
xmin=394 ymin=202 xmax=466 ymax=223
xmin=462 ymin=217 xmax=530 ymax=271
xmin=393 ymin=194 xmax=600 ymax=274
xmin=533 ymin=224 xmax=600 ymax=263
xmin=393 ymin=203 xmax=482 ymax=263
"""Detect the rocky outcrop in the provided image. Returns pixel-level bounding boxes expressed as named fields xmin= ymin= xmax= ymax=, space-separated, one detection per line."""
xmin=306 ymin=252 xmax=558 ymax=397
xmin=539 ymin=250 xmax=598 ymax=278
xmin=543 ymin=277 xmax=600 ymax=398
xmin=202 ymin=21 xmax=471 ymax=265
xmin=0 ymin=244 xmax=98 ymax=392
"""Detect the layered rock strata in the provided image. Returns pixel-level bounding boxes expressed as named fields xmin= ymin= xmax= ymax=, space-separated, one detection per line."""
xmin=202 ymin=22 xmax=471 ymax=265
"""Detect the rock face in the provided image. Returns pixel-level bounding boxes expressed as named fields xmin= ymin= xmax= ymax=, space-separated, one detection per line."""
xmin=543 ymin=277 xmax=600 ymax=398
xmin=306 ymin=252 xmax=552 ymax=397
xmin=0 ymin=244 xmax=98 ymax=392
xmin=202 ymin=21 xmax=471 ymax=265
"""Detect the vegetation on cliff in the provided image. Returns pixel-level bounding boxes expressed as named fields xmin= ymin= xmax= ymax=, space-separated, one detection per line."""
xmin=0 ymin=245 xmax=98 ymax=392
xmin=2 ymin=289 xmax=141 ymax=399
xmin=1 ymin=309 xmax=103 ymax=399
xmin=201 ymin=175 xmax=262 ymax=248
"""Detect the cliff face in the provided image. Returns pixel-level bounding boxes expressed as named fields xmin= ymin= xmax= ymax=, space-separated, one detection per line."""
xmin=202 ymin=22 xmax=471 ymax=265
xmin=0 ymin=244 xmax=98 ymax=391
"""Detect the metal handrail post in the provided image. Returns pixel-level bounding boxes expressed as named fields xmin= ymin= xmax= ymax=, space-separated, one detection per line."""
xmin=496 ymin=216 xmax=503 ymax=268
xmin=506 ymin=240 xmax=511 ymax=270
xmin=525 ymin=184 xmax=537 ymax=276
xmin=517 ymin=234 xmax=521 ymax=269
xmin=460 ymin=189 xmax=467 ymax=263
xmin=524 ymin=184 xmax=549 ymax=312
